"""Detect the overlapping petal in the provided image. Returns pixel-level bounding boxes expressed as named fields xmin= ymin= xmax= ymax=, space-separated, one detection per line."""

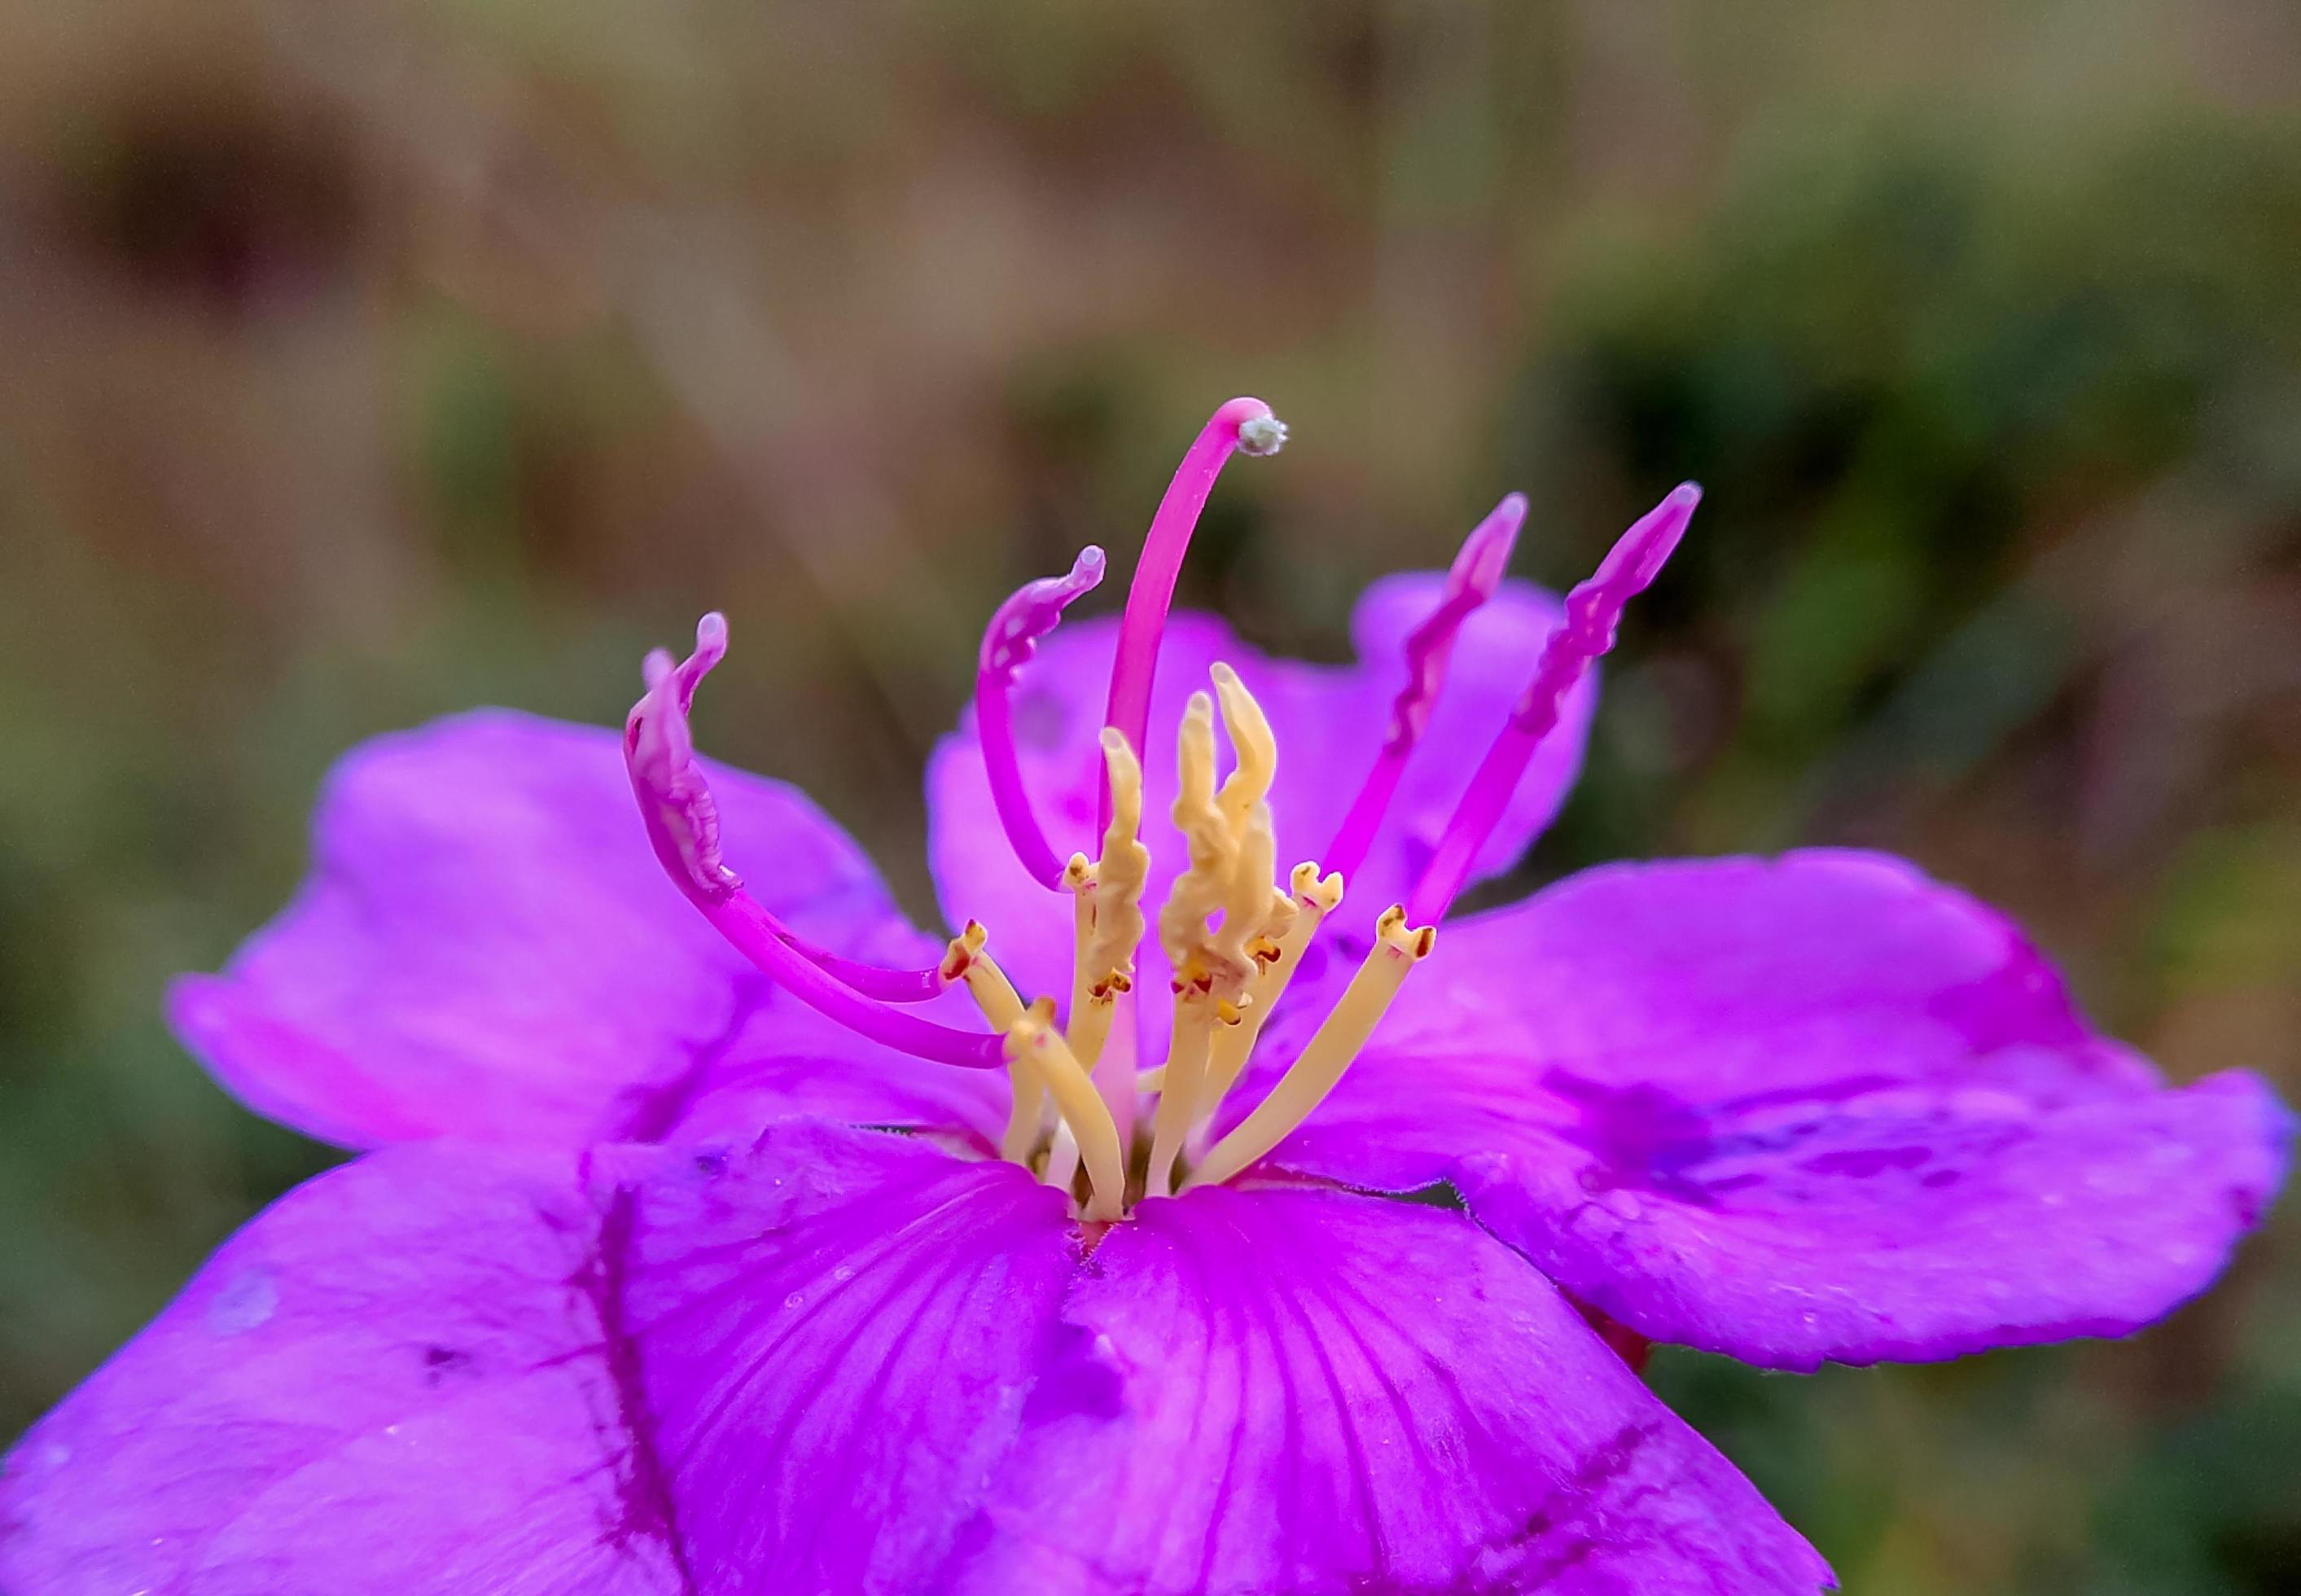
xmin=0 ymin=1139 xmax=680 ymax=1595
xmin=169 ymin=711 xmax=1005 ymax=1151
xmin=927 ymin=576 xmax=1590 ymax=1043
xmin=1241 ymin=850 xmax=2292 ymax=1369
xmin=616 ymin=1124 xmax=1081 ymax=1590
xmin=0 ymin=1121 xmax=1082 ymax=1596
xmin=955 ymin=1182 xmax=1831 ymax=1594
xmin=0 ymin=1119 xmax=1833 ymax=1594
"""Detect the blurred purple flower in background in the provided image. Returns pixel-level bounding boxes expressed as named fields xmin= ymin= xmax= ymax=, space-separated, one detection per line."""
xmin=2 ymin=401 xmax=2286 ymax=1594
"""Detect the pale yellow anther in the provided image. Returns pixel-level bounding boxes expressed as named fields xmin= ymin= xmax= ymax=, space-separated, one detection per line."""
xmin=1257 ymin=893 xmax=1300 ymax=959
xmin=1209 ymin=663 xmax=1276 ymax=822
xmin=1161 ymin=669 xmax=1293 ymax=994
xmin=1212 ymin=802 xmax=1285 ymax=981
xmin=1184 ymin=905 xmax=1433 ymax=1191
xmin=1006 ymin=998 xmax=1125 ymax=1221
xmin=1076 ymin=732 xmax=1151 ymax=996
xmin=941 ymin=921 xmax=1023 ymax=1023
xmin=1199 ymin=862 xmax=1344 ymax=1129
xmin=1158 ymin=691 xmax=1234 ymax=976
xmin=1210 ymin=664 xmax=1288 ymax=967
xmin=1063 ymin=877 xmax=1118 ymax=1076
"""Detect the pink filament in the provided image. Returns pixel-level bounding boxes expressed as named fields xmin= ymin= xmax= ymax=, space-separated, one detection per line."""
xmin=764 ymin=916 xmax=950 ymax=1005
xmin=1322 ymin=493 xmax=1525 ymax=881
xmin=1099 ymin=396 xmax=1281 ymax=831
xmin=626 ymin=616 xmax=1002 ymax=1068
xmin=976 ymin=546 xmax=1107 ymax=888
xmin=698 ymin=896 xmax=1004 ymax=1069
xmin=1405 ymin=483 xmax=1702 ymax=925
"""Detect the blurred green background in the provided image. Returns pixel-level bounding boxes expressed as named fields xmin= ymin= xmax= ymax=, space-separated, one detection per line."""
xmin=2 ymin=2 xmax=2297 ymax=1589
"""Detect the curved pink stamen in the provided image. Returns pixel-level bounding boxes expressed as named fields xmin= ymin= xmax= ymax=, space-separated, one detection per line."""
xmin=1099 ymin=395 xmax=1285 ymax=831
xmin=976 ymin=546 xmax=1107 ymax=888
xmin=695 ymin=895 xmax=1002 ymax=1068
xmin=627 ymin=612 xmax=739 ymax=901
xmin=765 ymin=918 xmax=950 ymax=1006
xmin=1405 ymin=483 xmax=1701 ymax=925
xmin=625 ymin=615 xmax=947 ymax=999
xmin=626 ymin=617 xmax=1001 ymax=1067
xmin=1323 ymin=493 xmax=1525 ymax=880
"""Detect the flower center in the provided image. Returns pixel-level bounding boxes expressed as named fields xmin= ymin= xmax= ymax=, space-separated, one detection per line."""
xmin=946 ymin=664 xmax=1435 ymax=1220
xmin=622 ymin=397 xmax=1698 ymax=1224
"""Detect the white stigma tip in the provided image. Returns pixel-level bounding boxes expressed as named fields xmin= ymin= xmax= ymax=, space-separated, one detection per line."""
xmin=1237 ymin=414 xmax=1287 ymax=457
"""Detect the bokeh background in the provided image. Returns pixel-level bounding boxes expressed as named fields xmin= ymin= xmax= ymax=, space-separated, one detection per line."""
xmin=3 ymin=2 xmax=2298 ymax=1589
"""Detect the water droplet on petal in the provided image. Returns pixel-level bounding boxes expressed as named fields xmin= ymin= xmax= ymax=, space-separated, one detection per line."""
xmin=206 ymin=1269 xmax=278 ymax=1335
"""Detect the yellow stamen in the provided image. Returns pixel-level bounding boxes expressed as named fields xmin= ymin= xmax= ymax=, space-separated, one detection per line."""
xmin=1199 ymin=861 xmax=1343 ymax=1127
xmin=1042 ymin=1122 xmax=1081 ymax=1195
xmin=1073 ymin=731 xmax=1151 ymax=1029
xmin=1050 ymin=877 xmax=1118 ymax=1183
xmin=1045 ymin=986 xmax=1142 ymax=1195
xmin=942 ymin=923 xmax=1039 ymax=1163
xmin=1074 ymin=730 xmax=1151 ymax=1160
xmin=1146 ymin=666 xmax=1304 ymax=1178
xmin=1214 ymin=807 xmax=1283 ymax=989
xmin=1207 ymin=664 xmax=1290 ymax=987
xmin=1144 ymin=999 xmax=1213 ymax=1199
xmin=1157 ymin=691 xmax=1234 ymax=977
xmin=1063 ymin=860 xmax=1119 ymax=1072
xmin=1006 ymin=998 xmax=1125 ymax=1221
xmin=1183 ymin=905 xmax=1435 ymax=1191
xmin=1210 ymin=663 xmax=1275 ymax=820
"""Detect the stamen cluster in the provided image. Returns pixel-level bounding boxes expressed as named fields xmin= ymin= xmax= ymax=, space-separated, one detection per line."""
xmin=622 ymin=397 xmax=1698 ymax=1222
xmin=969 ymin=662 xmax=1429 ymax=1218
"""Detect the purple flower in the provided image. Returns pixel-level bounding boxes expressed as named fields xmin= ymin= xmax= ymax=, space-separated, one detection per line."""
xmin=5 ymin=399 xmax=2288 ymax=1595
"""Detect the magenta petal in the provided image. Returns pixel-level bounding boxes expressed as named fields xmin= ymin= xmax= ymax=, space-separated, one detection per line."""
xmin=927 ymin=576 xmax=1589 ymax=1037
xmin=6 ymin=1124 xmax=1827 ymax=1592
xmin=170 ymin=710 xmax=1004 ymax=1150
xmin=955 ymin=1184 xmax=1831 ymax=1595
xmin=621 ymin=1126 xmax=1078 ymax=1588
xmin=1250 ymin=851 xmax=2293 ymax=1369
xmin=0 ymin=1122 xmax=1080 ymax=1595
xmin=0 ymin=1140 xmax=680 ymax=1594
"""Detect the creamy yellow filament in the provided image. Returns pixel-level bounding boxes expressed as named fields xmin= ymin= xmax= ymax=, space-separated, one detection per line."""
xmin=1183 ymin=905 xmax=1435 ymax=1191
xmin=1038 ymin=730 xmax=1155 ymax=1194
xmin=1197 ymin=861 xmax=1344 ymax=1130
xmin=1006 ymin=998 xmax=1125 ymax=1221
xmin=942 ymin=924 xmax=1037 ymax=1160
